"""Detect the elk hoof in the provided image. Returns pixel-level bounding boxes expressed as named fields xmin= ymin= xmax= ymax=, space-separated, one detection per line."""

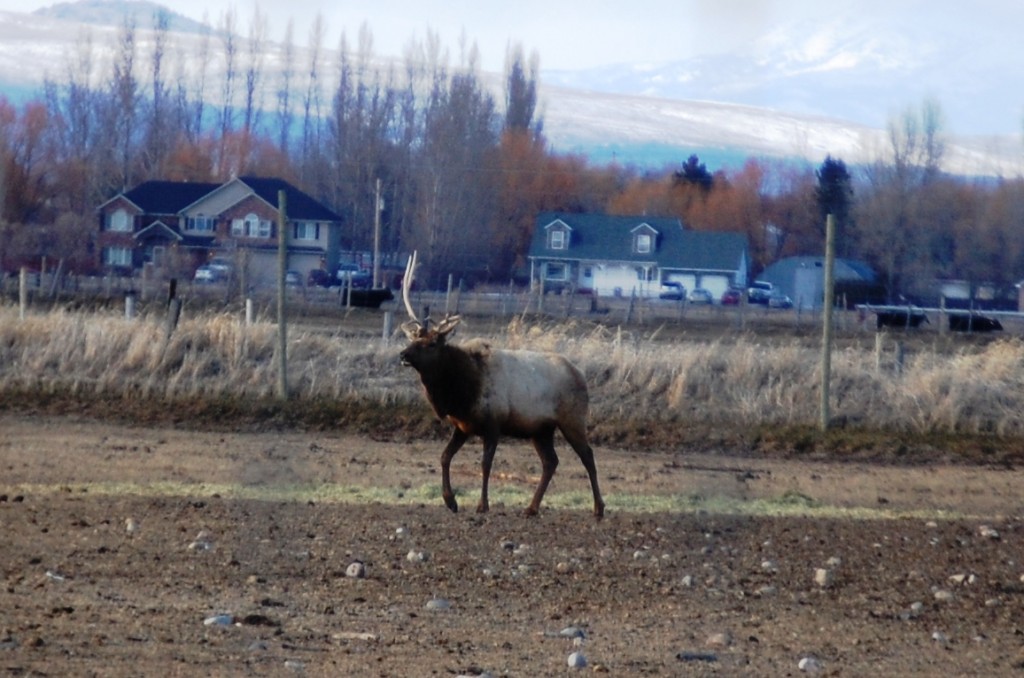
xmin=522 ymin=506 xmax=539 ymax=518
xmin=475 ymin=501 xmax=489 ymax=514
xmin=443 ymin=496 xmax=458 ymax=513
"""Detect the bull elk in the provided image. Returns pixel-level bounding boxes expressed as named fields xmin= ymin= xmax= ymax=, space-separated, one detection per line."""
xmin=398 ymin=252 xmax=605 ymax=518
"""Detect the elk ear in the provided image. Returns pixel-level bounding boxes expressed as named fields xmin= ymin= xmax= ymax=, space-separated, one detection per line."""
xmin=401 ymin=321 xmax=423 ymax=341
xmin=436 ymin=314 xmax=461 ymax=339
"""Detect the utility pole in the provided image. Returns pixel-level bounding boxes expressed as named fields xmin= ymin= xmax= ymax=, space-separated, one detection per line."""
xmin=276 ymin=189 xmax=288 ymax=400
xmin=819 ymin=213 xmax=836 ymax=432
xmin=372 ymin=178 xmax=382 ymax=289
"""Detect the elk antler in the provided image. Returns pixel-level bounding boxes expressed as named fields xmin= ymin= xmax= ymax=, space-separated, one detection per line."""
xmin=435 ymin=313 xmax=461 ymax=337
xmin=401 ymin=251 xmax=422 ymax=338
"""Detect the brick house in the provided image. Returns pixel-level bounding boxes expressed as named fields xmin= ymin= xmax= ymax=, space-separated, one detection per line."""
xmin=96 ymin=176 xmax=343 ymax=286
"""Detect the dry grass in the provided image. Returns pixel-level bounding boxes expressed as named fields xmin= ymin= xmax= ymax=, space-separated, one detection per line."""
xmin=3 ymin=303 xmax=1024 ymax=449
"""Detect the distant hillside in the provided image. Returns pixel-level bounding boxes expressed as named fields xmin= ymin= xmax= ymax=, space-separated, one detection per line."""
xmin=33 ymin=0 xmax=208 ymax=34
xmin=0 ymin=2 xmax=1020 ymax=177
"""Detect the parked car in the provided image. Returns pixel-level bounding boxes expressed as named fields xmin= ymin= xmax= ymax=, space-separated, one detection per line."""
xmin=285 ymin=270 xmax=303 ymax=287
xmin=207 ymin=257 xmax=233 ymax=278
xmin=337 ymin=263 xmax=372 ymax=289
xmin=688 ymin=288 xmax=713 ymax=305
xmin=748 ymin=280 xmax=773 ymax=304
xmin=768 ymin=292 xmax=794 ymax=309
xmin=307 ymin=269 xmax=339 ymax=288
xmin=658 ymin=282 xmax=685 ymax=301
xmin=193 ymin=265 xmax=220 ymax=283
xmin=720 ymin=288 xmax=743 ymax=305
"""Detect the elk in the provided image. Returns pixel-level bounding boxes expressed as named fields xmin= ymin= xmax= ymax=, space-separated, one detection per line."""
xmin=398 ymin=252 xmax=605 ymax=518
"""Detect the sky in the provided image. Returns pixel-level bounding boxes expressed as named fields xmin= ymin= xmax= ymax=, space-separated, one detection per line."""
xmin=0 ymin=0 xmax=950 ymax=73
xmin=0 ymin=0 xmax=1020 ymax=137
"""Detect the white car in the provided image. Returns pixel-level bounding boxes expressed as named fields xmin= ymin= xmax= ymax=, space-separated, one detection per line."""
xmin=193 ymin=265 xmax=219 ymax=283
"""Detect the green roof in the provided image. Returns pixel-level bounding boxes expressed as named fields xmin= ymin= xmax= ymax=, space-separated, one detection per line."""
xmin=528 ymin=212 xmax=747 ymax=273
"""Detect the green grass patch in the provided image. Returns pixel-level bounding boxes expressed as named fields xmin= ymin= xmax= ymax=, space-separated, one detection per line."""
xmin=2 ymin=481 xmax=972 ymax=521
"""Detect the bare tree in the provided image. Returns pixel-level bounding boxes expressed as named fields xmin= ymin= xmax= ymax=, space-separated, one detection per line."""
xmin=242 ymin=6 xmax=266 ymax=139
xmin=110 ymin=17 xmax=140 ymax=190
xmin=275 ymin=19 xmax=295 ymax=155
xmin=142 ymin=9 xmax=171 ymax=176
xmin=217 ymin=8 xmax=238 ymax=176
xmin=299 ymin=13 xmax=326 ymax=181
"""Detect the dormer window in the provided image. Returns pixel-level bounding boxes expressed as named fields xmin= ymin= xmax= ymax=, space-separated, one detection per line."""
xmin=550 ymin=229 xmax=566 ymax=250
xmin=636 ymin=233 xmax=652 ymax=254
xmin=631 ymin=223 xmax=659 ymax=254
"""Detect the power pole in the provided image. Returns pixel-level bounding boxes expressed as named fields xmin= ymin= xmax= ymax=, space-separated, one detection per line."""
xmin=819 ymin=213 xmax=836 ymax=432
xmin=276 ymin=189 xmax=288 ymax=400
xmin=373 ymin=178 xmax=382 ymax=289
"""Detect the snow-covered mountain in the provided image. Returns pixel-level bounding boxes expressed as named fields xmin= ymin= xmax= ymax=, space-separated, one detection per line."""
xmin=544 ymin=8 xmax=1024 ymax=139
xmin=0 ymin=3 xmax=1020 ymax=177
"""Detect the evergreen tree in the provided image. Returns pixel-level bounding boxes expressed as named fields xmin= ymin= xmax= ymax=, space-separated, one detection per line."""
xmin=674 ymin=154 xmax=713 ymax=192
xmin=815 ymin=155 xmax=853 ymax=256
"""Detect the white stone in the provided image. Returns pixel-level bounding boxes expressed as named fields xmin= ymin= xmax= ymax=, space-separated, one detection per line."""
xmin=425 ymin=597 xmax=451 ymax=611
xmin=567 ymin=651 xmax=587 ymax=668
xmin=345 ymin=561 xmax=366 ymax=578
xmin=814 ymin=568 xmax=834 ymax=588
xmin=978 ymin=525 xmax=1000 ymax=539
xmin=798 ymin=656 xmax=822 ymax=673
xmin=203 ymin=614 xmax=233 ymax=626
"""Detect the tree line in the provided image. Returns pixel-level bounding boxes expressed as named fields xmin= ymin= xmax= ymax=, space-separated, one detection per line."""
xmin=0 ymin=8 xmax=1022 ymax=300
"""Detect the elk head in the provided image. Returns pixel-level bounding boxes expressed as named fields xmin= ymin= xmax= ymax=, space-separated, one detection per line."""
xmin=399 ymin=250 xmax=461 ymax=369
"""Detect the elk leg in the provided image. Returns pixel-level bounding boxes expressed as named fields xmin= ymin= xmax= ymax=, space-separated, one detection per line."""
xmin=477 ymin=434 xmax=498 ymax=513
xmin=525 ymin=428 xmax=559 ymax=516
xmin=440 ymin=428 xmax=469 ymax=513
xmin=560 ymin=423 xmax=605 ymax=519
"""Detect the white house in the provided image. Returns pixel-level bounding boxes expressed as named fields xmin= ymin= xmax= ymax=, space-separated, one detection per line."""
xmin=527 ymin=212 xmax=749 ymax=299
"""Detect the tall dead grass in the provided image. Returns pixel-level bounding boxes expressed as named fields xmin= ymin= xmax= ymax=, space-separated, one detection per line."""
xmin=3 ymin=304 xmax=1024 ymax=436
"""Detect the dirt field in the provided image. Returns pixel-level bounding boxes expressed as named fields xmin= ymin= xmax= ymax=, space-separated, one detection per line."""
xmin=2 ymin=414 xmax=1024 ymax=676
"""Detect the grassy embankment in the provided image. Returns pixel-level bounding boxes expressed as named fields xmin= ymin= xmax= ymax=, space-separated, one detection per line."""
xmin=2 ymin=302 xmax=1023 ymax=462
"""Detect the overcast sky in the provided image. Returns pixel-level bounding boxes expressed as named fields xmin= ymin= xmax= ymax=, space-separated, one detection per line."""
xmin=5 ymin=0 xmax=1005 ymax=73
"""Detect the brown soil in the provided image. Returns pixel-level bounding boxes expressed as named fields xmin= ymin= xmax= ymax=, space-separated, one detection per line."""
xmin=2 ymin=414 xmax=1024 ymax=676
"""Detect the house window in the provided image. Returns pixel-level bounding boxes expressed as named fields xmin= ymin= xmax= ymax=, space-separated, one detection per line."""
xmin=187 ymin=215 xmax=215 ymax=232
xmin=549 ymin=229 xmax=566 ymax=250
xmin=106 ymin=209 xmax=131 ymax=232
xmin=635 ymin=267 xmax=654 ymax=282
xmin=545 ymin=263 xmax=567 ymax=280
xmin=636 ymin=233 xmax=652 ymax=254
xmin=294 ymin=222 xmax=319 ymax=241
xmin=103 ymin=246 xmax=132 ymax=267
xmin=232 ymin=213 xmax=272 ymax=238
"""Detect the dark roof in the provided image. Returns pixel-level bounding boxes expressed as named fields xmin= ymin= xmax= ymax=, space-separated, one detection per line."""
xmin=239 ymin=176 xmax=342 ymax=222
xmin=121 ymin=181 xmax=221 ymax=214
xmin=528 ymin=212 xmax=747 ymax=272
xmin=761 ymin=256 xmax=878 ymax=285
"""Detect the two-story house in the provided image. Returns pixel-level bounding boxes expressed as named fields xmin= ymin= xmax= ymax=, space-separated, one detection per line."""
xmin=96 ymin=176 xmax=343 ymax=286
xmin=527 ymin=212 xmax=749 ymax=299
xmin=96 ymin=180 xmax=221 ymax=275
